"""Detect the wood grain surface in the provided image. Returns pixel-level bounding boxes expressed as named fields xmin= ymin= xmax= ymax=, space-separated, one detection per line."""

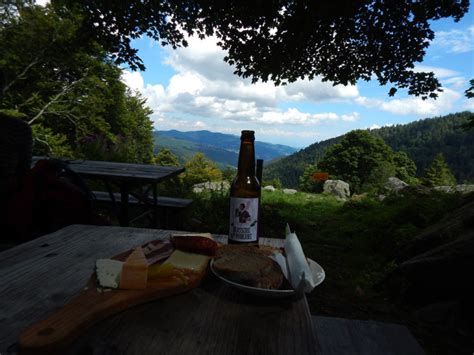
xmin=32 ymin=157 xmax=184 ymax=183
xmin=312 ymin=316 xmax=425 ymax=355
xmin=18 ymin=249 xmax=206 ymax=353
xmin=0 ymin=225 xmax=318 ymax=355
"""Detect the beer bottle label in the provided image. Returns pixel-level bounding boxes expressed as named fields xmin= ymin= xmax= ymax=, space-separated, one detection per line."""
xmin=229 ymin=197 xmax=259 ymax=242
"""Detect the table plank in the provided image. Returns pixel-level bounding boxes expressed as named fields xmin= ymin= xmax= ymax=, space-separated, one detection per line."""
xmin=31 ymin=157 xmax=186 ymax=226
xmin=69 ymin=277 xmax=317 ymax=355
xmin=0 ymin=226 xmax=317 ymax=355
xmin=312 ymin=316 xmax=425 ymax=355
xmin=66 ymin=164 xmax=184 ymax=183
xmin=31 ymin=157 xmax=185 ymax=183
xmin=0 ymin=225 xmax=172 ymax=352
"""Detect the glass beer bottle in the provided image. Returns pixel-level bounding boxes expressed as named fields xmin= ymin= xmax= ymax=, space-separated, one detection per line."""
xmin=229 ymin=130 xmax=260 ymax=244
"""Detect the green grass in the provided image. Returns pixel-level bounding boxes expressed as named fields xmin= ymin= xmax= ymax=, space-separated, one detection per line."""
xmin=102 ymin=187 xmax=468 ymax=353
xmin=183 ymin=189 xmax=465 ymax=324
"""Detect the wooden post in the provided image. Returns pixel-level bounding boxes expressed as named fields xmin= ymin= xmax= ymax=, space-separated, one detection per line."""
xmin=256 ymin=159 xmax=263 ymax=184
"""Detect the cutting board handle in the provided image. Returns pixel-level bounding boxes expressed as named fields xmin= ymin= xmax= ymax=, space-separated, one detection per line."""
xmin=19 ymin=276 xmax=203 ymax=354
xmin=19 ymin=286 xmax=107 ymax=354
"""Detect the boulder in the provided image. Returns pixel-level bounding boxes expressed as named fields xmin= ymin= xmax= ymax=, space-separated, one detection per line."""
xmin=399 ymin=185 xmax=432 ymax=196
xmin=434 ymin=184 xmax=474 ymax=194
xmin=384 ymin=177 xmax=408 ymax=193
xmin=192 ymin=181 xmax=230 ymax=193
xmin=455 ymin=184 xmax=474 ymax=194
xmin=282 ymin=188 xmax=297 ymax=195
xmin=263 ymin=185 xmax=276 ymax=192
xmin=433 ymin=185 xmax=454 ymax=193
xmin=323 ymin=180 xmax=350 ymax=200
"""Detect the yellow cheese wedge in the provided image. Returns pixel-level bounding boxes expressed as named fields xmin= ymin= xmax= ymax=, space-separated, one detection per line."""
xmin=119 ymin=246 xmax=148 ymax=290
xmin=171 ymin=233 xmax=213 ymax=240
xmin=163 ymin=250 xmax=209 ymax=273
xmin=148 ymin=263 xmax=176 ymax=278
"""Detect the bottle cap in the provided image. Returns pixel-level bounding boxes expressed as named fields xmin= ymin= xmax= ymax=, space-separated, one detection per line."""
xmin=241 ymin=130 xmax=255 ymax=141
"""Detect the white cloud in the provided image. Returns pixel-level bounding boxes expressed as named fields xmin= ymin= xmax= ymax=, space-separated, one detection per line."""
xmin=121 ymin=34 xmax=360 ymax=130
xmin=413 ymin=65 xmax=460 ymax=78
xmin=367 ymin=123 xmax=394 ymax=130
xmin=463 ymin=100 xmax=474 ymax=111
xmin=255 ymin=128 xmax=322 ymax=139
xmin=165 ymin=36 xmax=234 ymax=82
xmin=161 ymin=34 xmax=358 ymax=104
xmin=283 ymin=79 xmax=359 ymax=102
xmin=151 ymin=115 xmax=209 ymax=131
xmin=356 ymin=88 xmax=461 ymax=116
xmin=256 ymin=109 xmax=359 ymax=125
xmin=433 ymin=26 xmax=474 ymax=53
xmin=413 ymin=65 xmax=468 ymax=90
xmin=35 ymin=0 xmax=50 ymax=6
xmin=442 ymin=77 xmax=467 ymax=89
xmin=121 ymin=71 xmax=144 ymax=92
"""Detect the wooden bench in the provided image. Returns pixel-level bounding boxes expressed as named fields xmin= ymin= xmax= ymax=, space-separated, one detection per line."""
xmin=92 ymin=191 xmax=193 ymax=228
xmin=312 ymin=316 xmax=425 ymax=355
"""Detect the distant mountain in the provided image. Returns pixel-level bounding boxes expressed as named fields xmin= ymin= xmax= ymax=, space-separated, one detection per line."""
xmin=264 ymin=112 xmax=474 ymax=188
xmin=153 ymin=130 xmax=297 ymax=168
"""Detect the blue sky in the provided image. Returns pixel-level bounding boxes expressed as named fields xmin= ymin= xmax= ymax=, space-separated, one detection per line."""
xmin=121 ymin=7 xmax=474 ymax=148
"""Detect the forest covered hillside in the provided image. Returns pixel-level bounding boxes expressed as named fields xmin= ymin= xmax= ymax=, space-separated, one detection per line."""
xmin=154 ymin=130 xmax=297 ymax=168
xmin=264 ymin=112 xmax=474 ymax=188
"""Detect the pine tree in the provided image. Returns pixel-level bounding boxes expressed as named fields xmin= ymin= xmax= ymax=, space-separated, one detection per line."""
xmin=299 ymin=164 xmax=320 ymax=193
xmin=422 ymin=153 xmax=456 ymax=187
xmin=182 ymin=153 xmax=223 ymax=188
xmin=154 ymin=149 xmax=180 ymax=167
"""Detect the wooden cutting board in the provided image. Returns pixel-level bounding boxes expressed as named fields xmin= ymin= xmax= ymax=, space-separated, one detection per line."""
xmin=18 ymin=240 xmax=208 ymax=354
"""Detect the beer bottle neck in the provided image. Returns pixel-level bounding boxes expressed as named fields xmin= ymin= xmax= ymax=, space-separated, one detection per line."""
xmin=237 ymin=139 xmax=255 ymax=176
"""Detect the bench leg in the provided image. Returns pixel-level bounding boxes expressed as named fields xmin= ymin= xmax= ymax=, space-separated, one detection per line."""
xmin=152 ymin=183 xmax=158 ymax=228
xmin=119 ymin=183 xmax=129 ymax=227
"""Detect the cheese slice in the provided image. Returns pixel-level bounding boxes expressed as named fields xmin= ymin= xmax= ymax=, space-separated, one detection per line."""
xmin=119 ymin=247 xmax=149 ymax=290
xmin=172 ymin=233 xmax=213 ymax=240
xmin=162 ymin=250 xmax=209 ymax=273
xmin=96 ymin=259 xmax=123 ymax=288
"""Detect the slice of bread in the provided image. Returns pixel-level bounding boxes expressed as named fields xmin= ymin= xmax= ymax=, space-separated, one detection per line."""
xmin=250 ymin=265 xmax=283 ymax=289
xmin=213 ymin=244 xmax=283 ymax=289
xmin=216 ymin=244 xmax=278 ymax=258
xmin=171 ymin=233 xmax=218 ymax=256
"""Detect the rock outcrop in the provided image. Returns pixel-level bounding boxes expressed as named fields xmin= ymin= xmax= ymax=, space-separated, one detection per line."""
xmin=434 ymin=184 xmax=474 ymax=194
xmin=192 ymin=181 xmax=230 ymax=193
xmin=323 ymin=180 xmax=350 ymax=200
xmin=384 ymin=177 xmax=408 ymax=193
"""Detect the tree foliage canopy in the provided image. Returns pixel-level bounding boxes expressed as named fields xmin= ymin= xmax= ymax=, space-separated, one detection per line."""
xmin=0 ymin=4 xmax=154 ymax=162
xmin=317 ymin=130 xmax=417 ymax=192
xmin=299 ymin=164 xmax=321 ymax=193
xmin=182 ymin=152 xmax=223 ymax=188
xmin=265 ymin=112 xmax=474 ymax=188
xmin=154 ymin=148 xmax=180 ymax=167
xmin=54 ymin=0 xmax=469 ymax=99
xmin=464 ymin=79 xmax=474 ymax=129
xmin=422 ymin=153 xmax=457 ymax=187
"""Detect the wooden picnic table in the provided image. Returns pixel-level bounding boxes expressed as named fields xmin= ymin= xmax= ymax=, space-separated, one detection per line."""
xmin=32 ymin=157 xmax=185 ymax=227
xmin=0 ymin=224 xmax=319 ymax=355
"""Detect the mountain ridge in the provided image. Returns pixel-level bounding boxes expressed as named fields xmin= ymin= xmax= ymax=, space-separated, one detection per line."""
xmin=263 ymin=112 xmax=474 ymax=188
xmin=153 ymin=130 xmax=297 ymax=168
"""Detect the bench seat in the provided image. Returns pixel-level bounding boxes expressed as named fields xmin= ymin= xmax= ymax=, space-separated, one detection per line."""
xmin=92 ymin=191 xmax=192 ymax=209
xmin=92 ymin=191 xmax=192 ymax=228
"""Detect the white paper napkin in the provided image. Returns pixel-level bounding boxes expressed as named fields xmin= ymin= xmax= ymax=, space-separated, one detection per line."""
xmin=271 ymin=224 xmax=316 ymax=293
